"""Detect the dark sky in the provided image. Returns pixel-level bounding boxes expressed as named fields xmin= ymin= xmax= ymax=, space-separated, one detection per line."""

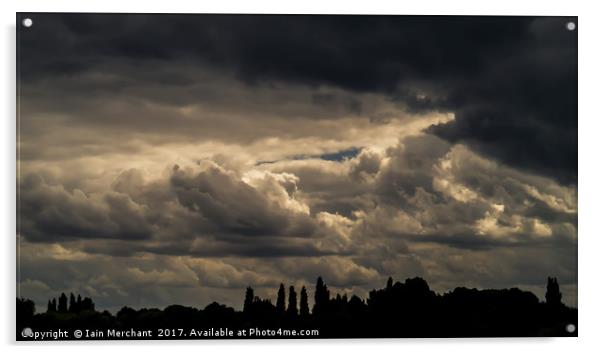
xmin=17 ymin=14 xmax=577 ymax=311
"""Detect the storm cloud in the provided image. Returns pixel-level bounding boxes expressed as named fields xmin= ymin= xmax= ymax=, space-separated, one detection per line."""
xmin=19 ymin=14 xmax=577 ymax=182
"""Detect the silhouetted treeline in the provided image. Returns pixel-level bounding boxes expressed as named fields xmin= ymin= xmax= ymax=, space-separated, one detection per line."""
xmin=16 ymin=276 xmax=576 ymax=340
xmin=45 ymin=292 xmax=95 ymax=313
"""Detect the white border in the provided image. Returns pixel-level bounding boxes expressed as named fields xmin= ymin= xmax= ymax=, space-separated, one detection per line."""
xmin=2 ymin=0 xmax=601 ymax=353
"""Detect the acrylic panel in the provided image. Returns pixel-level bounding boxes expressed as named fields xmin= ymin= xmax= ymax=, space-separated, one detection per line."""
xmin=16 ymin=13 xmax=578 ymax=340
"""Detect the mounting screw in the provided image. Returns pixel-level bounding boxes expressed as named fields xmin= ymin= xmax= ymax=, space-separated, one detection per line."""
xmin=566 ymin=323 xmax=576 ymax=333
xmin=22 ymin=18 xmax=33 ymax=28
xmin=566 ymin=22 xmax=576 ymax=31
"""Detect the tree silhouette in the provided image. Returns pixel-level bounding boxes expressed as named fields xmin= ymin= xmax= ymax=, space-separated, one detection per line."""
xmin=545 ymin=277 xmax=563 ymax=306
xmin=69 ymin=293 xmax=77 ymax=312
xmin=299 ymin=286 xmax=310 ymax=317
xmin=77 ymin=294 xmax=82 ymax=311
xmin=243 ymin=286 xmax=254 ymax=314
xmin=276 ymin=283 xmax=286 ymax=314
xmin=17 ymin=298 xmax=35 ymax=318
xmin=313 ymin=277 xmax=330 ymax=316
xmin=57 ymin=293 xmax=68 ymax=313
xmin=252 ymin=296 xmax=275 ymax=317
xmin=16 ymin=276 xmax=577 ymax=340
xmin=348 ymin=295 xmax=367 ymax=315
xmin=81 ymin=296 xmax=95 ymax=312
xmin=46 ymin=298 xmax=57 ymax=313
xmin=17 ymin=297 xmax=35 ymax=334
xmin=287 ymin=286 xmax=298 ymax=317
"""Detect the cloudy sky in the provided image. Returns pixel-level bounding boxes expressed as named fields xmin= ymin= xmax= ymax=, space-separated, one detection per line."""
xmin=17 ymin=14 xmax=577 ymax=311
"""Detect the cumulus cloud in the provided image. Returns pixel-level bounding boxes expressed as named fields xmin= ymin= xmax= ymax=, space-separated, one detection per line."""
xmin=19 ymin=133 xmax=577 ymax=308
xmin=19 ymin=174 xmax=153 ymax=242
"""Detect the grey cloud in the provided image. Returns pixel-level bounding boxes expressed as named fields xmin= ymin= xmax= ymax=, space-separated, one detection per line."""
xmin=17 ymin=134 xmax=578 ymax=308
xmin=170 ymin=164 xmax=317 ymax=238
xmin=19 ymin=69 xmax=417 ymax=163
xmin=19 ymin=174 xmax=153 ymax=242
xmin=18 ymin=14 xmax=576 ymax=183
xmin=20 ymin=161 xmax=351 ymax=259
xmin=20 ymin=134 xmax=575 ymax=276
xmin=373 ymin=134 xmax=452 ymax=204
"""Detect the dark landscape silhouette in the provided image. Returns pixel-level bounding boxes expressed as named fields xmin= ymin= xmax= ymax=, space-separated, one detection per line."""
xmin=17 ymin=276 xmax=577 ymax=340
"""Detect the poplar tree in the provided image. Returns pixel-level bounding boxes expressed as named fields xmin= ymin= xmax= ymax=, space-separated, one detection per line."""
xmin=300 ymin=286 xmax=310 ymax=317
xmin=276 ymin=283 xmax=286 ymax=314
xmin=287 ymin=286 xmax=298 ymax=316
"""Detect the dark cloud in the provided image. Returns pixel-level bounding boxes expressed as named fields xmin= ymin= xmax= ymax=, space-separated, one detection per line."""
xmin=19 ymin=15 xmax=524 ymax=86
xmin=311 ymin=93 xmax=363 ymax=115
xmin=18 ymin=14 xmax=576 ymax=182
xmin=19 ymin=174 xmax=153 ymax=242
